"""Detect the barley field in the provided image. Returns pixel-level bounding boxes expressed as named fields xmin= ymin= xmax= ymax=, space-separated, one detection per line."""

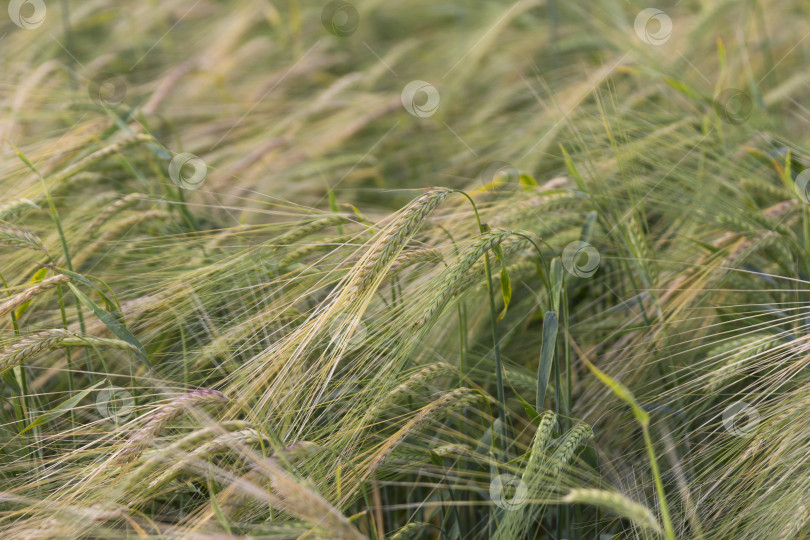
xmin=1 ymin=0 xmax=809 ymax=538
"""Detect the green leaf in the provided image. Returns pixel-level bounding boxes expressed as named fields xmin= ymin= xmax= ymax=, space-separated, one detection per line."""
xmin=560 ymin=145 xmax=586 ymax=192
xmin=536 ymin=311 xmax=558 ymax=410
xmin=550 ymin=258 xmax=563 ymax=312
xmin=519 ymin=173 xmax=538 ymax=187
xmin=67 ymin=283 xmax=149 ymax=368
xmin=493 ymin=243 xmax=511 ymax=321
xmin=327 ymin=186 xmax=344 ymax=235
xmin=517 ymin=392 xmax=542 ymax=426
xmin=17 ymin=380 xmax=105 ymax=437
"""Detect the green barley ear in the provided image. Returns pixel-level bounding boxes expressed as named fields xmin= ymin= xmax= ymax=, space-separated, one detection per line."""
xmin=416 ymin=230 xmax=510 ymax=327
xmin=550 ymin=422 xmax=593 ymax=474
xmin=0 ymin=221 xmax=46 ymax=252
xmin=562 ymin=488 xmax=662 ymax=533
xmin=0 ymin=199 xmax=39 ymax=221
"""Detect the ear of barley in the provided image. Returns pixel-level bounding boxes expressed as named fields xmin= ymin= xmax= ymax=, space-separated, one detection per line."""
xmin=390 ymin=521 xmax=430 ymax=540
xmin=0 ymin=329 xmax=140 ymax=376
xmin=216 ymin=441 xmax=320 ymax=519
xmin=252 ymin=457 xmax=367 ymax=540
xmin=143 ymin=428 xmax=264 ymax=492
xmin=0 ymin=274 xmax=71 ymax=318
xmin=50 ymin=134 xmax=155 ymax=184
xmin=433 ymin=443 xmax=473 ymax=459
xmin=366 ymin=387 xmax=479 ymax=475
xmin=367 ymin=362 xmax=454 ymax=418
xmin=278 ymin=233 xmax=355 ymax=268
xmin=352 ymin=187 xmax=451 ymax=294
xmin=387 ymin=248 xmax=443 ymax=278
xmin=270 ymin=215 xmax=353 ymax=251
xmin=0 ymin=221 xmax=46 ymax=252
xmin=71 ymin=210 xmax=171 ymax=269
xmin=563 ymin=488 xmax=662 ymax=533
xmin=494 ymin=411 xmax=558 ymax=539
xmin=84 ymin=193 xmax=149 ymax=237
xmin=0 ymin=199 xmax=39 ymax=221
xmin=550 ymin=423 xmax=594 ymax=474
xmin=416 ymin=229 xmax=511 ymax=327
xmin=778 ymin=503 xmax=810 ymax=538
xmin=116 ymin=388 xmax=229 ymax=464
xmin=705 ymin=334 xmax=779 ymax=391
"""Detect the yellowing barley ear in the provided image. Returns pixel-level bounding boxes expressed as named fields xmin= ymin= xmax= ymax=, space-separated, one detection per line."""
xmin=0 ymin=329 xmax=139 ymax=376
xmin=352 ymin=187 xmax=451 ymax=295
xmin=84 ymin=192 xmax=149 ymax=237
xmin=116 ymin=388 xmax=229 ymax=464
xmin=0 ymin=274 xmax=71 ymax=318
